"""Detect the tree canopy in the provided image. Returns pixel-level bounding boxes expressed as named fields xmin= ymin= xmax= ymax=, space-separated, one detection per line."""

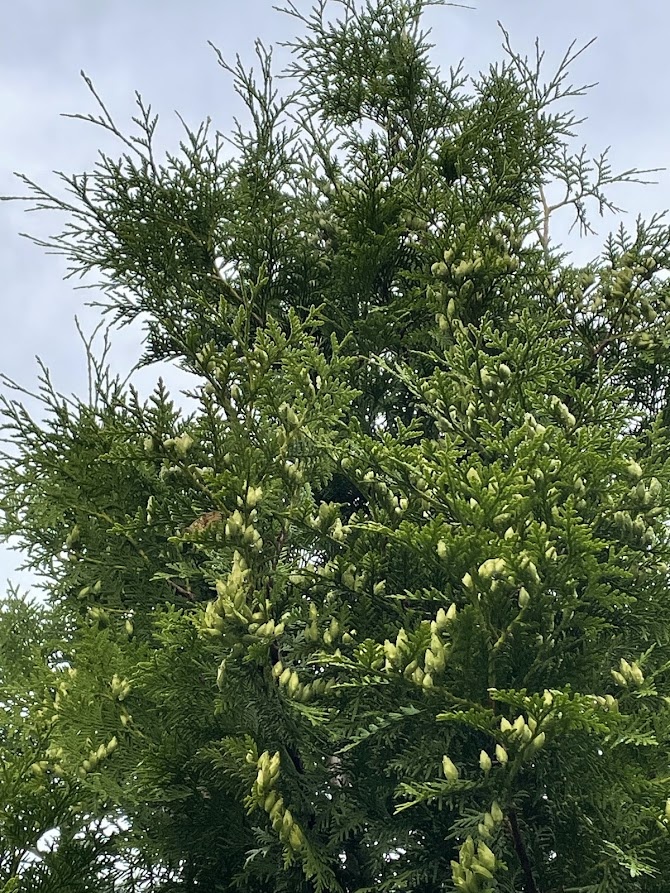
xmin=2 ymin=1 xmax=670 ymax=891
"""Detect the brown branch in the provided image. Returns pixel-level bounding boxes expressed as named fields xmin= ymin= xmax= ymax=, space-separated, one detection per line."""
xmin=508 ymin=808 xmax=539 ymax=893
xmin=167 ymin=579 xmax=197 ymax=602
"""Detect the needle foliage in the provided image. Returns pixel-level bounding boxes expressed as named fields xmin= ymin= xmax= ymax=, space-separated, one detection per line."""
xmin=2 ymin=2 xmax=670 ymax=891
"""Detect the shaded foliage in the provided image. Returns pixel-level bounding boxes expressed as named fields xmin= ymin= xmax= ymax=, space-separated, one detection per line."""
xmin=2 ymin=2 xmax=670 ymax=891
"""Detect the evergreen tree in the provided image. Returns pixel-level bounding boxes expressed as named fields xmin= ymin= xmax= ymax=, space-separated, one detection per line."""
xmin=2 ymin=1 xmax=670 ymax=891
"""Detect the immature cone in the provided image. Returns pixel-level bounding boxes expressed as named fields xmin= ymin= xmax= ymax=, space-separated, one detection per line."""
xmin=471 ymin=862 xmax=494 ymax=881
xmin=269 ymin=797 xmax=283 ymax=821
xmin=173 ymin=432 xmax=194 ymax=457
xmin=442 ymin=755 xmax=459 ymax=782
xmin=279 ymin=668 xmax=292 ymax=686
xmin=476 ymin=841 xmax=496 ymax=873
xmin=531 ymin=731 xmax=546 ymax=750
xmin=490 ymin=801 xmax=504 ymax=824
xmin=500 ymin=717 xmax=513 ymax=734
xmin=466 ymin=467 xmax=481 ymax=486
xmin=479 ymin=750 xmax=492 ymax=773
xmin=287 ymin=671 xmax=300 ymax=697
xmin=383 ymin=640 xmax=398 ymax=664
xmin=282 ymin=809 xmax=294 ymax=835
xmin=512 ymin=715 xmax=525 ymax=736
xmin=288 ymin=824 xmax=304 ymax=850
xmin=268 ymin=752 xmax=280 ymax=780
xmin=611 ymin=670 xmax=627 ymax=687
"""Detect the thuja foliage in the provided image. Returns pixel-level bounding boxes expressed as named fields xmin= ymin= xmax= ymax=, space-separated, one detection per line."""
xmin=2 ymin=1 xmax=670 ymax=890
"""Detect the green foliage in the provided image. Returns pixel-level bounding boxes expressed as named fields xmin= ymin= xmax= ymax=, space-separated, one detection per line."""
xmin=2 ymin=1 xmax=670 ymax=891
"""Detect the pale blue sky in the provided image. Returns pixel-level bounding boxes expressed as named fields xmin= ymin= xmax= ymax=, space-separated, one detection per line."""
xmin=1 ymin=0 xmax=668 ymax=590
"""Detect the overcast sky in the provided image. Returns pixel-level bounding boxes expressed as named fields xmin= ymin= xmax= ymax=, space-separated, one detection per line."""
xmin=1 ymin=0 xmax=668 ymax=592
